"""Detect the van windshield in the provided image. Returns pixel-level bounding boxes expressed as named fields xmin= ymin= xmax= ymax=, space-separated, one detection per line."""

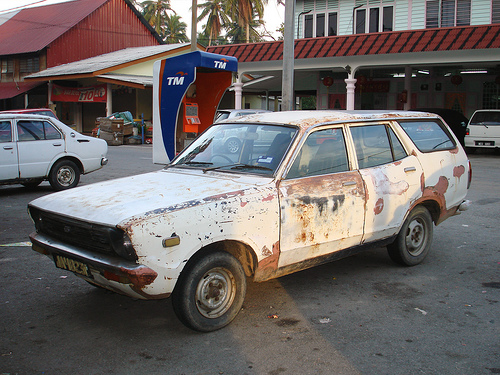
xmin=170 ymin=123 xmax=297 ymax=176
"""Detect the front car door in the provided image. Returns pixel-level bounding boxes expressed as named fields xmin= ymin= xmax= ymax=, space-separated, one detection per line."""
xmin=16 ymin=119 xmax=64 ymax=179
xmin=278 ymin=126 xmax=366 ymax=269
xmin=0 ymin=119 xmax=19 ymax=180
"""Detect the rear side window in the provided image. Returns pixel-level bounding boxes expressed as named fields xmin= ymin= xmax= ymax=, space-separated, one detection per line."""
xmin=17 ymin=120 xmax=61 ymax=141
xmin=0 ymin=121 xmax=12 ymax=142
xmin=399 ymin=120 xmax=455 ymax=152
xmin=350 ymin=124 xmax=408 ymax=169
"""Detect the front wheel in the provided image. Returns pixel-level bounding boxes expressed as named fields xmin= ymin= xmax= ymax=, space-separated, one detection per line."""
xmin=387 ymin=206 xmax=433 ymax=266
xmin=172 ymin=251 xmax=246 ymax=332
xmin=49 ymin=160 xmax=80 ymax=191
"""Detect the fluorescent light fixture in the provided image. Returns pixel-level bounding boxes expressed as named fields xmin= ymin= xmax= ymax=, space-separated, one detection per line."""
xmin=460 ymin=70 xmax=488 ymax=74
xmin=418 ymin=70 xmax=430 ymax=75
xmin=392 ymin=73 xmax=416 ymax=78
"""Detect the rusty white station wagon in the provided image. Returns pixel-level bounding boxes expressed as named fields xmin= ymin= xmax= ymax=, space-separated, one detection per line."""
xmin=28 ymin=111 xmax=471 ymax=332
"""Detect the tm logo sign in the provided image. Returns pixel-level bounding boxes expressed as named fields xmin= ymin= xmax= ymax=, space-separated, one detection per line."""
xmin=166 ymin=71 xmax=187 ymax=85
xmin=214 ymin=58 xmax=229 ymax=69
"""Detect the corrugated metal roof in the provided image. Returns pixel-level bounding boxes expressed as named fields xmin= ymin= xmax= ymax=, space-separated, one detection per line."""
xmin=0 ymin=81 xmax=44 ymax=100
xmin=0 ymin=0 xmax=109 ymax=56
xmin=25 ymin=44 xmax=191 ymax=79
xmin=207 ymin=25 xmax=500 ymax=62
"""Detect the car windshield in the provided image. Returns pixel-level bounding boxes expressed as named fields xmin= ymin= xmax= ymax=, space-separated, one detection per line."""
xmin=470 ymin=111 xmax=500 ymax=126
xmin=170 ymin=123 xmax=298 ymax=176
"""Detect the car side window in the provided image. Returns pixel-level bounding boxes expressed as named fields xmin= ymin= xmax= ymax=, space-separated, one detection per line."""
xmin=287 ymin=128 xmax=349 ymax=178
xmin=17 ymin=120 xmax=61 ymax=142
xmin=0 ymin=121 xmax=12 ymax=143
xmin=350 ymin=124 xmax=408 ymax=169
xmin=399 ymin=120 xmax=455 ymax=152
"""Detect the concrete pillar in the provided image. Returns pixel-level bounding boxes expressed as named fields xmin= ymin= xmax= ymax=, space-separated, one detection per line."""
xmin=404 ymin=66 xmax=412 ymax=110
xmin=106 ymin=83 xmax=112 ymax=116
xmin=345 ymin=78 xmax=357 ymax=110
xmin=234 ymin=82 xmax=243 ymax=110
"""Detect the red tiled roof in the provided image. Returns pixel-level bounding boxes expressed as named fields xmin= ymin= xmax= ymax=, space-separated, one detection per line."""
xmin=0 ymin=0 xmax=109 ymax=56
xmin=207 ymin=25 xmax=500 ymax=63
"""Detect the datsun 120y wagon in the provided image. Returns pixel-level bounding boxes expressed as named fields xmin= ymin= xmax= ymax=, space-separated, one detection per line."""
xmin=28 ymin=111 xmax=471 ymax=331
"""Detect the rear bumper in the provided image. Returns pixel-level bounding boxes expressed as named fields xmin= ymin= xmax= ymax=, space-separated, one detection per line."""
xmin=30 ymin=232 xmax=157 ymax=290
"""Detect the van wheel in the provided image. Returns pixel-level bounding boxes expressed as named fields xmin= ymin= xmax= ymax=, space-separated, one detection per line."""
xmin=172 ymin=251 xmax=246 ymax=332
xmin=387 ymin=206 xmax=433 ymax=266
xmin=49 ymin=160 xmax=80 ymax=191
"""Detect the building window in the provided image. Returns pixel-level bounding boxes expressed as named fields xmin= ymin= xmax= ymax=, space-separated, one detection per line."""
xmin=483 ymin=82 xmax=500 ymax=109
xmin=493 ymin=0 xmax=500 ymax=23
xmin=304 ymin=14 xmax=313 ymax=38
xmin=426 ymin=0 xmax=471 ymax=28
xmin=304 ymin=12 xmax=337 ymax=38
xmin=316 ymin=13 xmax=325 ymax=37
xmin=19 ymin=57 xmax=39 ymax=73
xmin=328 ymin=12 xmax=338 ymax=36
xmin=356 ymin=5 xmax=393 ymax=34
xmin=1 ymin=59 xmax=14 ymax=81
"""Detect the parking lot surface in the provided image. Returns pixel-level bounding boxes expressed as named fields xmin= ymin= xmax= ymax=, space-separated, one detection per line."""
xmin=1 ymin=145 xmax=499 ymax=374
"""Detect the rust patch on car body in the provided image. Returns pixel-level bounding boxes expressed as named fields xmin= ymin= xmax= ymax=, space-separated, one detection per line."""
xmin=453 ymin=165 xmax=465 ymax=178
xmin=255 ymin=241 xmax=280 ymax=281
xmin=374 ymin=198 xmax=384 ymax=215
xmin=449 ymin=147 xmax=459 ymax=154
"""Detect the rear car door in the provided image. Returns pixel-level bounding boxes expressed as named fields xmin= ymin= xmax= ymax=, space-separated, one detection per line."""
xmin=0 ymin=120 xmax=19 ymax=180
xmin=16 ymin=119 xmax=64 ymax=178
xmin=348 ymin=122 xmax=424 ymax=242
xmin=278 ymin=126 xmax=366 ymax=268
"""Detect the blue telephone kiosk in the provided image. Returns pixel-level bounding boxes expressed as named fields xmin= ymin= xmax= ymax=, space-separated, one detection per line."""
xmin=153 ymin=51 xmax=238 ymax=164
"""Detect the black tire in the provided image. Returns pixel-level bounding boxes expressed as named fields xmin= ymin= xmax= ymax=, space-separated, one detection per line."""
xmin=387 ymin=206 xmax=433 ymax=266
xmin=172 ymin=251 xmax=246 ymax=332
xmin=49 ymin=160 xmax=80 ymax=191
xmin=21 ymin=179 xmax=43 ymax=189
xmin=225 ymin=138 xmax=241 ymax=154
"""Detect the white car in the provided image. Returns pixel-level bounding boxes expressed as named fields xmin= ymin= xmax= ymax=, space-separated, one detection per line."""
xmin=464 ymin=109 xmax=500 ymax=152
xmin=0 ymin=113 xmax=108 ymax=190
xmin=214 ymin=109 xmax=271 ymax=123
xmin=28 ymin=111 xmax=471 ymax=332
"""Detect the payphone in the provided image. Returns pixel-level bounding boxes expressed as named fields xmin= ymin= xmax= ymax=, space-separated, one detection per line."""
xmin=153 ymin=51 xmax=238 ymax=164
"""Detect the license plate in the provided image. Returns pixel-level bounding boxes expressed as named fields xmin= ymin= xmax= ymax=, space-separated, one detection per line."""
xmin=475 ymin=141 xmax=494 ymax=146
xmin=54 ymin=254 xmax=92 ymax=278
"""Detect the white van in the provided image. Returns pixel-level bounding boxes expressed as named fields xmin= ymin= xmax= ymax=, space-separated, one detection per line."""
xmin=464 ymin=110 xmax=500 ymax=152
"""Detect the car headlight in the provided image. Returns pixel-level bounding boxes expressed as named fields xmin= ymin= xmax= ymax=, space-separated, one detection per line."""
xmin=109 ymin=229 xmax=137 ymax=261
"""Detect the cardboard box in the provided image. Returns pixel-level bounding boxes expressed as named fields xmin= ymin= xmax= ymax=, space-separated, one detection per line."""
xmin=99 ymin=130 xmax=123 ymax=146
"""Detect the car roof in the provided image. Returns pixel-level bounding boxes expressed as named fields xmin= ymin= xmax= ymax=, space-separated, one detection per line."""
xmin=225 ymin=110 xmax=440 ymax=129
xmin=0 ymin=113 xmax=55 ymax=119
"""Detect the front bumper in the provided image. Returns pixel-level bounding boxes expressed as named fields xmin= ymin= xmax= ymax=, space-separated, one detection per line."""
xmin=30 ymin=232 xmax=157 ymax=290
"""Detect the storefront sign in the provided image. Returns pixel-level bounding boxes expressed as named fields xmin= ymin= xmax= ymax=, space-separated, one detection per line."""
xmin=52 ymin=84 xmax=107 ymax=103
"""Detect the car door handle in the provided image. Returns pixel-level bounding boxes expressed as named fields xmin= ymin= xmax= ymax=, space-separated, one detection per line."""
xmin=404 ymin=167 xmax=417 ymax=173
xmin=3 ymin=145 xmax=13 ymax=150
xmin=343 ymin=181 xmax=357 ymax=186
xmin=52 ymin=143 xmax=63 ymax=146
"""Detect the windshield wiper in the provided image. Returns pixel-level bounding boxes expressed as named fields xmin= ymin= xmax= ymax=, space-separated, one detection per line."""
xmin=171 ymin=161 xmax=214 ymax=168
xmin=203 ymin=163 xmax=273 ymax=173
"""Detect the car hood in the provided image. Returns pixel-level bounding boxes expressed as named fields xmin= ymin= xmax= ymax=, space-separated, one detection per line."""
xmin=29 ymin=169 xmax=273 ymax=227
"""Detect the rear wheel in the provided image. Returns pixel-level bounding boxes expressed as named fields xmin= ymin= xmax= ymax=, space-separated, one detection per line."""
xmin=387 ymin=206 xmax=433 ymax=266
xmin=49 ymin=160 xmax=80 ymax=191
xmin=172 ymin=251 xmax=246 ymax=332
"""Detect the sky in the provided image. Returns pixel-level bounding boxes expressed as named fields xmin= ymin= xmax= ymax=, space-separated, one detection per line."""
xmin=0 ymin=0 xmax=285 ymax=40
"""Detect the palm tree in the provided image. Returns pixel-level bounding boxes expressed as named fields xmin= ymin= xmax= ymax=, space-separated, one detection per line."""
xmin=163 ymin=14 xmax=189 ymax=43
xmin=225 ymin=11 xmax=264 ymax=44
xmin=141 ymin=0 xmax=174 ymax=37
xmin=225 ymin=0 xmax=268 ymax=43
xmin=197 ymin=0 xmax=231 ymax=46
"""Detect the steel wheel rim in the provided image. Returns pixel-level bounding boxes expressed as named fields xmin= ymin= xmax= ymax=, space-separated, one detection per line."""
xmin=57 ymin=166 xmax=75 ymax=187
xmin=405 ymin=218 xmax=426 ymax=256
xmin=195 ymin=267 xmax=236 ymax=318
xmin=227 ymin=140 xmax=239 ymax=153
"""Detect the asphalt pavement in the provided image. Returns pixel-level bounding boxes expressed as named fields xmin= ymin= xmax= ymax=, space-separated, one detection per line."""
xmin=0 ymin=145 xmax=499 ymax=375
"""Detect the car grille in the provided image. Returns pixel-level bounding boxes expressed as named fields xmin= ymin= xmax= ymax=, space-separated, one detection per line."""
xmin=29 ymin=207 xmax=117 ymax=256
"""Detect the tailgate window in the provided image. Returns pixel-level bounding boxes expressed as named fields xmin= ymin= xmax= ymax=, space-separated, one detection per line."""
xmin=399 ymin=120 xmax=456 ymax=152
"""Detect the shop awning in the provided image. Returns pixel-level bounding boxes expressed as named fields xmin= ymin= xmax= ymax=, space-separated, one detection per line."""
xmin=0 ymin=81 xmax=44 ymax=100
